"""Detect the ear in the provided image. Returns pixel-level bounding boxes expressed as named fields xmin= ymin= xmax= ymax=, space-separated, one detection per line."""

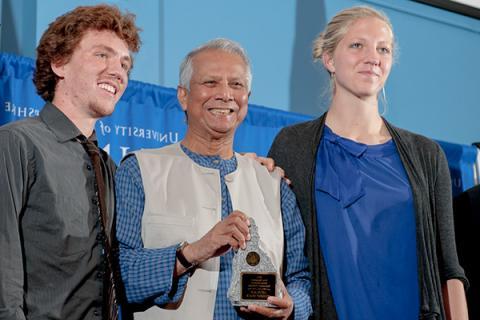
xmin=177 ymin=86 xmax=188 ymax=111
xmin=322 ymin=53 xmax=335 ymax=74
xmin=51 ymin=60 xmax=66 ymax=78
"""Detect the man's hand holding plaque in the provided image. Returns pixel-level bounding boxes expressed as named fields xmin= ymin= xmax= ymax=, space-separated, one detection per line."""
xmin=228 ymin=218 xmax=294 ymax=318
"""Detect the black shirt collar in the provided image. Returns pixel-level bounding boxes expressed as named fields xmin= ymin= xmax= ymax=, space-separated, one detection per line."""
xmin=40 ymin=102 xmax=96 ymax=143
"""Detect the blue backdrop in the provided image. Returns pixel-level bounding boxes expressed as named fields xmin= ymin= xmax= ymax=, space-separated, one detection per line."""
xmin=1 ymin=52 xmax=477 ymax=196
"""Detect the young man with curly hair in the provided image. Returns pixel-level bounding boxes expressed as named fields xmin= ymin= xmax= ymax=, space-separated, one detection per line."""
xmin=0 ymin=5 xmax=141 ymax=319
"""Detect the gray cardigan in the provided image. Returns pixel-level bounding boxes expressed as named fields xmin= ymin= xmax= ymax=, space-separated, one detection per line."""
xmin=268 ymin=114 xmax=468 ymax=320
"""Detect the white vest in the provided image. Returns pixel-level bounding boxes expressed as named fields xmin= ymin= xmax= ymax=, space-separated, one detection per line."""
xmin=133 ymin=143 xmax=284 ymax=320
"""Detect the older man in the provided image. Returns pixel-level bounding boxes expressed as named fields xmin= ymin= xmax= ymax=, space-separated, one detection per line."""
xmin=0 ymin=5 xmax=141 ymax=320
xmin=115 ymin=39 xmax=312 ymax=319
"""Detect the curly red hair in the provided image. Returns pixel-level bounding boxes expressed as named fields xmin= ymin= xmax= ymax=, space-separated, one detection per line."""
xmin=34 ymin=4 xmax=141 ymax=102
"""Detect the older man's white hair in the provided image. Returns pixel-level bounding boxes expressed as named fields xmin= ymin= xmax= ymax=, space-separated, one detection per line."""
xmin=179 ymin=38 xmax=252 ymax=92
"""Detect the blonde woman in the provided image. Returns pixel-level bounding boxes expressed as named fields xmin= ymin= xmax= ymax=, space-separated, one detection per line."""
xmin=269 ymin=6 xmax=468 ymax=320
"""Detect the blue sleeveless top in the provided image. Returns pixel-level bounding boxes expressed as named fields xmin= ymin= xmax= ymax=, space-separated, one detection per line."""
xmin=314 ymin=125 xmax=419 ymax=319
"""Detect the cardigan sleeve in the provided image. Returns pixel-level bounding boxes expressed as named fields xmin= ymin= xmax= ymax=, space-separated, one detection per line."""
xmin=433 ymin=145 xmax=469 ymax=288
xmin=268 ymin=127 xmax=290 ymax=170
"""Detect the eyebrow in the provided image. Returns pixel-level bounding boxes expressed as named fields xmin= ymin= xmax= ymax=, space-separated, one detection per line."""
xmin=92 ymin=44 xmax=132 ymax=64
xmin=349 ymin=38 xmax=392 ymax=45
xmin=229 ymin=76 xmax=247 ymax=82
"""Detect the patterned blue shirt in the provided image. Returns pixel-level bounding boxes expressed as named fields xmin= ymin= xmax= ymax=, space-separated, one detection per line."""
xmin=115 ymin=145 xmax=312 ymax=319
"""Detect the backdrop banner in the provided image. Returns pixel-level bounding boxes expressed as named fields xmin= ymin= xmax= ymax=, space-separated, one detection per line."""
xmin=1 ymin=52 xmax=477 ymax=195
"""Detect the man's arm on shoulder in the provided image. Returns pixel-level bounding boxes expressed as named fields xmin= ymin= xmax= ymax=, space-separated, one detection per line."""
xmin=242 ymin=152 xmax=290 ymax=184
xmin=280 ymin=180 xmax=312 ymax=319
xmin=115 ymin=155 xmax=189 ymax=306
xmin=242 ymin=152 xmax=275 ymax=172
xmin=0 ymin=130 xmax=27 ymax=320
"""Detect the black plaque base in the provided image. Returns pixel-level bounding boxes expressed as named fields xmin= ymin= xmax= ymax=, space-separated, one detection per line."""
xmin=240 ymin=272 xmax=276 ymax=301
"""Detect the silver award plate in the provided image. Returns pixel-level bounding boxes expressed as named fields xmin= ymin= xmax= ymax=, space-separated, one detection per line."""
xmin=228 ymin=217 xmax=280 ymax=307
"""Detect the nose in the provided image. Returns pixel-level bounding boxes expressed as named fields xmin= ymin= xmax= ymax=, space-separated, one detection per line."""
xmin=364 ymin=46 xmax=380 ymax=66
xmin=107 ymin=59 xmax=127 ymax=84
xmin=216 ymin=81 xmax=233 ymax=102
xmin=365 ymin=58 xmax=380 ymax=66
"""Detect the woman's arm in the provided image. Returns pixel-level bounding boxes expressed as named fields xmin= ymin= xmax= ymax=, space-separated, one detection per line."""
xmin=442 ymin=279 xmax=468 ymax=320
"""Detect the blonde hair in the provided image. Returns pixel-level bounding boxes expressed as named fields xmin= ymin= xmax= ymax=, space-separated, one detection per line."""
xmin=313 ymin=6 xmax=395 ymax=70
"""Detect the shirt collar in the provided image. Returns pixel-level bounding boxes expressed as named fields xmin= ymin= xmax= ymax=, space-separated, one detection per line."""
xmin=323 ymin=125 xmax=368 ymax=158
xmin=39 ymin=102 xmax=83 ymax=143
xmin=315 ymin=126 xmax=366 ymax=208
xmin=180 ymin=143 xmax=237 ymax=175
xmin=77 ymin=130 xmax=99 ymax=145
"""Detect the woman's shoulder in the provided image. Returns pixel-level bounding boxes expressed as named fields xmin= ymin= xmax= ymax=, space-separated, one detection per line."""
xmin=387 ymin=122 xmax=444 ymax=161
xmin=277 ymin=116 xmax=324 ymax=139
xmin=269 ymin=116 xmax=324 ymax=163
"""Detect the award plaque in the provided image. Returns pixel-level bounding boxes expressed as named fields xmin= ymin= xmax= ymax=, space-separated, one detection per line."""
xmin=228 ymin=218 xmax=280 ymax=307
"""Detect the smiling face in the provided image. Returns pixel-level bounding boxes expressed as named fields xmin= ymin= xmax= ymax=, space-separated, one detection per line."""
xmin=323 ymin=17 xmax=393 ymax=101
xmin=52 ymin=29 xmax=131 ymax=118
xmin=177 ymin=49 xmax=249 ymax=142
